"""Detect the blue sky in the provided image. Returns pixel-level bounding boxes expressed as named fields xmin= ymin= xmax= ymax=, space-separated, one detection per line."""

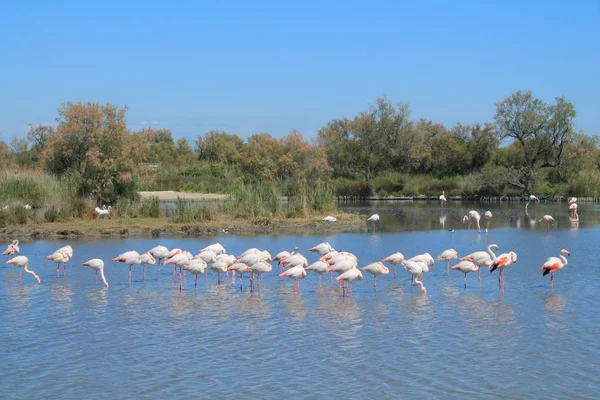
xmin=1 ymin=0 xmax=598 ymax=142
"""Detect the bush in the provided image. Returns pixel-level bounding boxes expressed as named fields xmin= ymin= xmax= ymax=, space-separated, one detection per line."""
xmin=140 ymin=196 xmax=161 ymax=218
xmin=332 ymin=179 xmax=373 ymax=198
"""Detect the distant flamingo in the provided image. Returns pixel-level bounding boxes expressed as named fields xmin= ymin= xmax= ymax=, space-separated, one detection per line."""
xmin=568 ymin=197 xmax=577 ymax=204
xmin=227 ymin=262 xmax=250 ymax=289
xmin=539 ymin=215 xmax=555 ymax=232
xmin=460 ymin=244 xmax=499 ymax=281
xmin=367 ymin=214 xmax=380 ymax=223
xmin=440 ymin=191 xmax=447 ymax=208
xmin=335 ymin=267 xmax=363 ymax=296
xmin=541 ymin=249 xmax=570 ymax=287
xmin=165 ymin=248 xmax=182 ymax=274
xmin=7 ymin=256 xmax=40 ymax=284
xmin=485 ymin=211 xmax=492 ymax=233
xmin=437 ymin=249 xmax=458 ymax=274
xmin=462 ymin=210 xmax=481 ymax=232
xmin=490 ymin=251 xmax=518 ymax=284
xmin=361 ymin=262 xmax=389 ymax=289
xmin=195 ymin=250 xmax=217 ymax=264
xmin=569 ymin=203 xmax=578 ymax=220
xmin=382 ymin=252 xmax=405 ymax=278
xmin=401 ymin=260 xmax=427 ymax=293
xmin=112 ymin=250 xmax=142 ymax=277
xmin=2 ymin=240 xmax=19 ymax=256
xmin=163 ymin=251 xmax=192 ymax=279
xmin=139 ymin=252 xmax=156 ymax=277
xmin=279 ymin=265 xmax=307 ymax=292
xmin=305 ymin=261 xmax=331 ymax=286
xmin=248 ymin=261 xmax=272 ymax=289
xmin=82 ymin=259 xmax=109 ymax=288
xmin=207 ymin=260 xmax=229 ymax=284
xmin=279 ymin=253 xmax=308 ymax=269
xmin=147 ymin=245 xmax=170 ymax=270
xmin=451 ymin=260 xmax=479 ymax=288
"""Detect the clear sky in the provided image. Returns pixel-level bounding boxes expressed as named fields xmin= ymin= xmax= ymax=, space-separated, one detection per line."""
xmin=1 ymin=0 xmax=598 ymax=142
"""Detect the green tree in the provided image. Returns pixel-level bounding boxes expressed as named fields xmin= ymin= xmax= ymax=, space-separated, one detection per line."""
xmin=196 ymin=130 xmax=243 ymax=164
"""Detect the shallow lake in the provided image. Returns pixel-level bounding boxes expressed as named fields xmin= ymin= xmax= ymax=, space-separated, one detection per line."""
xmin=1 ymin=201 xmax=599 ymax=399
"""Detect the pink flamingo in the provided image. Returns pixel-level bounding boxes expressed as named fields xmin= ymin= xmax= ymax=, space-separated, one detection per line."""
xmin=381 ymin=252 xmax=405 ymax=278
xmin=249 ymin=261 xmax=273 ymax=290
xmin=440 ymin=191 xmax=447 ymax=208
xmin=305 ymin=261 xmax=331 ymax=286
xmin=183 ymin=259 xmax=207 ymax=288
xmin=3 ymin=240 xmax=19 ymax=256
xmin=460 ymin=244 xmax=499 ymax=281
xmin=541 ymin=249 xmax=570 ymax=288
xmin=452 ymin=260 xmax=479 ymax=288
xmin=82 ymin=259 xmax=109 ymax=288
xmin=489 ymin=251 xmax=518 ymax=284
xmin=569 ymin=203 xmax=578 ymax=221
xmin=279 ymin=265 xmax=307 ymax=292
xmin=199 ymin=243 xmax=226 ymax=255
xmin=462 ymin=210 xmax=481 ymax=232
xmin=46 ymin=245 xmax=73 ymax=275
xmin=335 ymin=267 xmax=363 ymax=296
xmin=401 ymin=260 xmax=427 ymax=293
xmin=147 ymin=245 xmax=170 ymax=271
xmin=7 ymin=256 xmax=40 ymax=284
xmin=308 ymin=242 xmax=336 ymax=255
xmin=360 ymin=261 xmax=389 ymax=289
xmin=539 ymin=215 xmax=555 ymax=232
xmin=437 ymin=249 xmax=458 ymax=274
xmin=112 ymin=250 xmax=142 ymax=277
xmin=485 ymin=211 xmax=492 ymax=233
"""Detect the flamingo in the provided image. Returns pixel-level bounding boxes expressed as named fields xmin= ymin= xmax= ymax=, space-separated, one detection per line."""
xmin=569 ymin=203 xmax=578 ymax=221
xmin=279 ymin=253 xmax=308 ymax=269
xmin=401 ymin=260 xmax=427 ymax=293
xmin=568 ymin=197 xmax=577 ymax=204
xmin=462 ymin=210 xmax=481 ymax=232
xmin=273 ymin=251 xmax=291 ymax=263
xmin=199 ymin=243 xmax=226 ymax=255
xmin=82 ymin=259 xmax=109 ymax=288
xmin=94 ymin=205 xmax=111 ymax=217
xmin=525 ymin=194 xmax=540 ymax=212
xmin=147 ymin=245 xmax=170 ymax=271
xmin=381 ymin=252 xmax=405 ymax=278
xmin=279 ymin=265 xmax=307 ymax=292
xmin=195 ymin=250 xmax=217 ymax=264
xmin=308 ymin=242 xmax=336 ymax=255
xmin=539 ymin=215 xmax=555 ymax=232
xmin=46 ymin=245 xmax=73 ymax=275
xmin=163 ymin=251 xmax=193 ymax=279
xmin=437 ymin=249 xmax=458 ymax=274
xmin=112 ymin=251 xmax=142 ymax=277
xmin=23 ymin=204 xmax=32 ymax=210
xmin=440 ymin=191 xmax=447 ymax=208
xmin=485 ymin=211 xmax=492 ymax=233
xmin=139 ymin=252 xmax=156 ymax=277
xmin=227 ymin=262 xmax=250 ymax=289
xmin=360 ymin=261 xmax=389 ymax=289
xmin=236 ymin=250 xmax=271 ymax=267
xmin=249 ymin=261 xmax=273 ymax=289
xmin=490 ymin=251 xmax=518 ymax=284
xmin=239 ymin=247 xmax=261 ymax=257
xmin=7 ymin=256 xmax=40 ymax=284
xmin=322 ymin=216 xmax=337 ymax=222
xmin=183 ymin=259 xmax=207 ymax=288
xmin=460 ymin=244 xmax=499 ymax=281
xmin=451 ymin=260 xmax=479 ymax=288
xmin=305 ymin=261 xmax=331 ymax=286
xmin=335 ymin=267 xmax=363 ymax=296
xmin=367 ymin=214 xmax=380 ymax=223
xmin=215 ymin=254 xmax=236 ymax=266
xmin=541 ymin=249 xmax=570 ymax=287
xmin=207 ymin=260 xmax=229 ymax=284
xmin=3 ymin=240 xmax=19 ymax=256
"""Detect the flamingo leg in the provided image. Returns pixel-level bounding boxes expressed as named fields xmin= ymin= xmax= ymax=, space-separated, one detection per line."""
xmin=393 ymin=265 xmax=397 ymax=279
xmin=128 ymin=265 xmax=132 ymax=277
xmin=373 ymin=276 xmax=377 ymax=290
xmin=464 ymin=273 xmax=467 ymax=288
xmin=446 ymin=261 xmax=450 ymax=275
xmin=478 ymin=268 xmax=481 ymax=282
xmin=194 ymin=274 xmax=198 ymax=288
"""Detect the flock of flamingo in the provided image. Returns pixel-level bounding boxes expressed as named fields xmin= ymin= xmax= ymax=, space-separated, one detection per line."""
xmin=2 ymin=235 xmax=571 ymax=294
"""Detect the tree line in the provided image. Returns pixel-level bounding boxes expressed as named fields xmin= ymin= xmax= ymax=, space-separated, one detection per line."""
xmin=2 ymin=90 xmax=599 ymax=203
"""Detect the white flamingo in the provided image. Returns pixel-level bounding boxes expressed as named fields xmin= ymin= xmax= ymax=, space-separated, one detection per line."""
xmin=539 ymin=215 xmax=555 ymax=232
xmin=402 ymin=260 xmax=427 ymax=293
xmin=199 ymin=243 xmax=226 ymax=255
xmin=460 ymin=244 xmax=499 ymax=281
xmin=7 ymin=256 xmax=40 ymax=284
xmin=3 ymin=240 xmax=19 ymax=256
xmin=82 ymin=259 xmax=109 ymax=288
xmin=381 ymin=252 xmax=405 ymax=278
xmin=462 ymin=210 xmax=481 ymax=232
xmin=485 ymin=211 xmax=493 ymax=233
xmin=452 ymin=260 xmax=479 ymax=288
xmin=361 ymin=261 xmax=389 ymax=289
xmin=308 ymin=242 xmax=336 ymax=255
xmin=440 ymin=191 xmax=447 ymax=208
xmin=437 ymin=249 xmax=458 ymax=274
xmin=336 ymin=267 xmax=363 ymax=296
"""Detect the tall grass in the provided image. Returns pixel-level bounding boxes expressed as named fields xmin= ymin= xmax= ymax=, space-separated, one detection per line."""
xmin=170 ymin=198 xmax=215 ymax=223
xmin=138 ymin=163 xmax=243 ymax=193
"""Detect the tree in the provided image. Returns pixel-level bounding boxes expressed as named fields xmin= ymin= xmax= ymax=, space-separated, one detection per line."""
xmin=43 ymin=101 xmax=136 ymax=202
xmin=235 ymin=133 xmax=282 ymax=182
xmin=176 ymin=137 xmax=196 ymax=164
xmin=494 ymin=90 xmax=576 ymax=193
xmin=196 ymin=130 xmax=243 ymax=164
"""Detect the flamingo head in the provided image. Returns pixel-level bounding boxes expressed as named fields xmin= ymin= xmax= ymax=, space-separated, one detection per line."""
xmin=462 ymin=216 xmax=469 ymax=223
xmin=560 ymin=249 xmax=570 ymax=256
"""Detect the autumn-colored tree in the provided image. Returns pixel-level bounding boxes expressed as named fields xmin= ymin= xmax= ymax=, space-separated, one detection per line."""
xmin=196 ymin=130 xmax=243 ymax=164
xmin=176 ymin=137 xmax=196 ymax=164
xmin=42 ymin=102 xmax=137 ymax=202
xmin=235 ymin=133 xmax=282 ymax=182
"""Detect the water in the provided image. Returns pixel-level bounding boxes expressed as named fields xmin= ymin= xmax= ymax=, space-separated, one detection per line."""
xmin=1 ymin=201 xmax=599 ymax=399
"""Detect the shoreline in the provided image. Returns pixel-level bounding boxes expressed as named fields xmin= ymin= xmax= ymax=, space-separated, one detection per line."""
xmin=0 ymin=213 xmax=366 ymax=240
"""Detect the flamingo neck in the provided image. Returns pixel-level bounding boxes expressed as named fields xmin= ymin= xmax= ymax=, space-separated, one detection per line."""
xmin=24 ymin=264 xmax=41 ymax=283
xmin=559 ymin=254 xmax=568 ymax=267
xmin=99 ymin=268 xmax=109 ymax=288
xmin=487 ymin=245 xmax=498 ymax=259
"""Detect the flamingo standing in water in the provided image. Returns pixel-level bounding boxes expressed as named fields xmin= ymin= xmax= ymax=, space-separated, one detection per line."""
xmin=183 ymin=259 xmax=207 ymax=288
xmin=82 ymin=259 xmax=109 ymax=288
xmin=382 ymin=252 xmax=405 ymax=278
xmin=3 ymin=240 xmax=19 ymax=256
xmin=460 ymin=244 xmax=499 ymax=281
xmin=7 ymin=256 xmax=40 ymax=284
xmin=437 ymin=249 xmax=458 ymax=274
xmin=462 ymin=210 xmax=481 ymax=232
xmin=335 ymin=267 xmax=363 ymax=296
xmin=367 ymin=214 xmax=380 ymax=223
xmin=248 ymin=261 xmax=272 ymax=289
xmin=440 ymin=191 xmax=447 ymax=208
xmin=490 ymin=251 xmax=518 ymax=284
xmin=279 ymin=264 xmax=307 ymax=292
xmin=199 ymin=243 xmax=226 ymax=255
xmin=568 ymin=197 xmax=577 ymax=204
xmin=484 ymin=211 xmax=493 ymax=233
xmin=227 ymin=262 xmax=251 ymax=289
xmin=147 ymin=245 xmax=170 ymax=271
xmin=451 ymin=260 xmax=479 ymax=288
xmin=112 ymin=251 xmax=142 ymax=277
xmin=569 ymin=203 xmax=578 ymax=221
xmin=308 ymin=242 xmax=336 ymax=256
xmin=46 ymin=245 xmax=73 ymax=275
xmin=305 ymin=261 xmax=331 ymax=286
xmin=139 ymin=252 xmax=156 ymax=277
xmin=525 ymin=194 xmax=540 ymax=212
xmin=541 ymin=249 xmax=570 ymax=287
xmin=539 ymin=215 xmax=555 ymax=232
xmin=401 ymin=260 xmax=427 ymax=293
xmin=361 ymin=261 xmax=389 ymax=289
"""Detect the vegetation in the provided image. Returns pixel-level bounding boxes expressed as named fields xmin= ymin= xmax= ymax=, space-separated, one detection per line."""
xmin=0 ymin=90 xmax=598 ymax=228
